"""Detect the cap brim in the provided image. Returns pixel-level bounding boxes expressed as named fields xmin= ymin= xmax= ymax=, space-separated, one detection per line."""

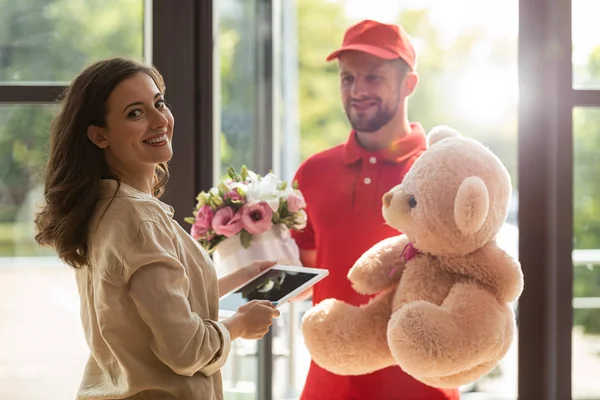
xmin=326 ymin=44 xmax=399 ymax=61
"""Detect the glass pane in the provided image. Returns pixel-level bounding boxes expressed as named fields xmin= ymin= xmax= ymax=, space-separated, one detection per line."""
xmin=216 ymin=1 xmax=262 ymax=398
xmin=572 ymin=0 xmax=600 ymax=89
xmin=0 ymin=0 xmax=144 ymax=83
xmin=0 ymin=105 xmax=57 ymax=258
xmin=218 ymin=0 xmax=259 ymax=179
xmin=291 ymin=0 xmax=519 ymax=399
xmin=0 ymin=105 xmax=88 ymax=399
xmin=572 ymin=107 xmax=600 ymax=399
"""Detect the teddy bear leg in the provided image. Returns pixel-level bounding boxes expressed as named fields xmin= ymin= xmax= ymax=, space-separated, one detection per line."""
xmin=419 ymin=359 xmax=498 ymax=389
xmin=387 ymin=283 xmax=514 ymax=381
xmin=301 ymin=289 xmax=396 ymax=375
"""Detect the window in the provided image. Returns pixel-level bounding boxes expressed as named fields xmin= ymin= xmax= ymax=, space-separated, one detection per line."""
xmin=0 ymin=1 xmax=146 ymax=397
xmin=572 ymin=0 xmax=600 ymax=89
xmin=0 ymin=0 xmax=143 ymax=84
xmin=572 ymin=107 xmax=600 ymax=399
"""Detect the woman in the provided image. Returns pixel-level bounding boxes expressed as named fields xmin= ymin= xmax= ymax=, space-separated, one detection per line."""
xmin=34 ymin=57 xmax=279 ymax=400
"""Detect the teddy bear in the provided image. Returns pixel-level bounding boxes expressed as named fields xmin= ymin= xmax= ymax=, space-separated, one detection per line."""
xmin=300 ymin=126 xmax=524 ymax=389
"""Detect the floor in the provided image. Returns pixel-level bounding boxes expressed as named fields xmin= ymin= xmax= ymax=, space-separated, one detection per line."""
xmin=2 ymin=262 xmax=600 ymax=400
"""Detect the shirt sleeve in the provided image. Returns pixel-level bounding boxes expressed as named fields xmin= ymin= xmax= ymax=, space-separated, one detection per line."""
xmin=123 ymin=220 xmax=232 ymax=377
xmin=291 ymin=166 xmax=316 ymax=250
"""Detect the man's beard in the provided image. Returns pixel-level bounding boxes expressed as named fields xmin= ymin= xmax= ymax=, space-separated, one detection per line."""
xmin=344 ymin=97 xmax=400 ymax=133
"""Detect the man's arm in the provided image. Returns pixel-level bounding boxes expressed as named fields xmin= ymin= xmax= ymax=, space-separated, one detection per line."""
xmin=291 ymin=249 xmax=317 ymax=301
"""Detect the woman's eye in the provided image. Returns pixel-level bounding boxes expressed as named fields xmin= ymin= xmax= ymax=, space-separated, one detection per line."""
xmin=127 ymin=109 xmax=142 ymax=118
xmin=156 ymin=100 xmax=166 ymax=109
xmin=408 ymin=195 xmax=417 ymax=208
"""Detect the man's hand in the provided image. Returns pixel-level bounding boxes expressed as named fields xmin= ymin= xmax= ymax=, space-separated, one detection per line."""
xmin=236 ymin=260 xmax=277 ymax=286
xmin=218 ymin=260 xmax=277 ymax=297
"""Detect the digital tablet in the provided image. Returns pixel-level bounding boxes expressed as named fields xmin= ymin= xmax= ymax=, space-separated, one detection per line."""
xmin=218 ymin=265 xmax=329 ymax=317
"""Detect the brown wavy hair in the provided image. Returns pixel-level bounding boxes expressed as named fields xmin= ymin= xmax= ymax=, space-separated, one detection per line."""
xmin=34 ymin=57 xmax=170 ymax=269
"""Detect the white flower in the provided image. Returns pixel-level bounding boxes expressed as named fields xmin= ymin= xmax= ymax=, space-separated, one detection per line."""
xmin=277 ymin=185 xmax=294 ymax=199
xmin=229 ymin=181 xmax=248 ymax=193
xmin=246 ymin=173 xmax=281 ymax=211
xmin=246 ymin=170 xmax=260 ymax=183
xmin=293 ymin=209 xmax=307 ymax=230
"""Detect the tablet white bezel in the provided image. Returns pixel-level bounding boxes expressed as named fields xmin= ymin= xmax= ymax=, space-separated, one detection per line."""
xmin=218 ymin=264 xmax=328 ymax=318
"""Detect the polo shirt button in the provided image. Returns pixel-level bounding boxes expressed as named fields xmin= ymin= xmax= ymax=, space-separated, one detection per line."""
xmin=369 ymin=157 xmax=377 ymax=164
xmin=364 ymin=177 xmax=371 ymax=185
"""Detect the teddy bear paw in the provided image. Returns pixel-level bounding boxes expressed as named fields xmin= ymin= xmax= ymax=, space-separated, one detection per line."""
xmin=301 ymin=298 xmax=395 ymax=375
xmin=387 ymin=301 xmax=464 ymax=378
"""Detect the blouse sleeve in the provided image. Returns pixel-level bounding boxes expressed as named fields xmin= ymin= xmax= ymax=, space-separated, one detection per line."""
xmin=123 ymin=220 xmax=232 ymax=377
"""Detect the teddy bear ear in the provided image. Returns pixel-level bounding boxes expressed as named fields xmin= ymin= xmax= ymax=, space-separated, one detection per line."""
xmin=454 ymin=176 xmax=489 ymax=234
xmin=427 ymin=125 xmax=462 ymax=147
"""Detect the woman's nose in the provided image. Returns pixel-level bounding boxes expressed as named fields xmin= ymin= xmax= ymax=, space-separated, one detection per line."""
xmin=382 ymin=192 xmax=393 ymax=208
xmin=151 ymin=109 xmax=169 ymax=128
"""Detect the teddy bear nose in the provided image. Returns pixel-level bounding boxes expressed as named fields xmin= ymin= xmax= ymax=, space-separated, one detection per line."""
xmin=382 ymin=192 xmax=393 ymax=208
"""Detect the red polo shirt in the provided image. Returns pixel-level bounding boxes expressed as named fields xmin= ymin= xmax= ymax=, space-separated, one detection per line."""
xmin=292 ymin=123 xmax=460 ymax=400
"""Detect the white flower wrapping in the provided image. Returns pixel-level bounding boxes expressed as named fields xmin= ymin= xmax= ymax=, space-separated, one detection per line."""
xmin=212 ymin=224 xmax=302 ymax=278
xmin=186 ymin=166 xmax=307 ymax=272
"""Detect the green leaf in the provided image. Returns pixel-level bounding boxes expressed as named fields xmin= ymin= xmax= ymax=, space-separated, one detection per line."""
xmin=240 ymin=230 xmax=253 ymax=248
xmin=227 ymin=166 xmax=236 ymax=180
xmin=184 ymin=217 xmax=195 ymax=225
xmin=218 ymin=181 xmax=229 ymax=195
xmin=272 ymin=212 xmax=281 ymax=224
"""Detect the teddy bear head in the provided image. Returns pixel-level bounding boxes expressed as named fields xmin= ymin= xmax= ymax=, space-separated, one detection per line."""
xmin=382 ymin=126 xmax=512 ymax=256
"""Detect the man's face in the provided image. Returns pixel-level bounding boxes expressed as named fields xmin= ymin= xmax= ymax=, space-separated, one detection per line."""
xmin=338 ymin=52 xmax=406 ymax=133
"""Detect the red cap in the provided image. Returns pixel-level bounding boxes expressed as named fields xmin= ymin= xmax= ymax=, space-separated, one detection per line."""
xmin=326 ymin=19 xmax=416 ymax=70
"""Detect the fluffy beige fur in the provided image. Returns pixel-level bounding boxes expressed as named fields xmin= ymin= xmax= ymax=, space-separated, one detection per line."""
xmin=301 ymin=126 xmax=524 ymax=388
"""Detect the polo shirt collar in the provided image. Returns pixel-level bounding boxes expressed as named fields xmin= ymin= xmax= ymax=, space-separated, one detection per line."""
xmin=98 ymin=179 xmax=174 ymax=217
xmin=343 ymin=122 xmax=427 ymax=165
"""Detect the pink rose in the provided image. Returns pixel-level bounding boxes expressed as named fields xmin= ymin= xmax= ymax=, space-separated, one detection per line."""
xmin=191 ymin=205 xmax=214 ymax=239
xmin=224 ymin=189 xmax=243 ymax=202
xmin=212 ymin=207 xmax=243 ymax=237
xmin=241 ymin=202 xmax=273 ymax=234
xmin=286 ymin=192 xmax=306 ymax=213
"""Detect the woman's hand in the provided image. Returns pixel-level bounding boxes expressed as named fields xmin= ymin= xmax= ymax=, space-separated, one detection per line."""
xmin=223 ymin=300 xmax=280 ymax=340
xmin=218 ymin=260 xmax=277 ymax=297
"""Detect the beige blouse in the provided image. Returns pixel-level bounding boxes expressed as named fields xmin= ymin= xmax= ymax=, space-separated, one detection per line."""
xmin=74 ymin=179 xmax=231 ymax=400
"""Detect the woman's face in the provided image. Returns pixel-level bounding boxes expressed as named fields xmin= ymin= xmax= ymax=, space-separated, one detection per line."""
xmin=88 ymin=72 xmax=174 ymax=180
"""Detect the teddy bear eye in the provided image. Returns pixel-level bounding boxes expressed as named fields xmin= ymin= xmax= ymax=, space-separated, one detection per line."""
xmin=408 ymin=195 xmax=417 ymax=208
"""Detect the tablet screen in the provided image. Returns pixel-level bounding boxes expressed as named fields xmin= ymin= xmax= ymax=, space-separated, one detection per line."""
xmin=219 ymin=268 xmax=319 ymax=311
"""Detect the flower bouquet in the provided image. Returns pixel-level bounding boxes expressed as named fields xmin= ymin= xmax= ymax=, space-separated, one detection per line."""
xmin=186 ymin=166 xmax=307 ymax=277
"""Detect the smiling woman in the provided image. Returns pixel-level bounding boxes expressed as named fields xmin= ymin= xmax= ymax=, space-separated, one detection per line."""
xmin=86 ymin=72 xmax=174 ymax=195
xmin=31 ymin=57 xmax=280 ymax=400
xmin=34 ymin=58 xmax=171 ymax=268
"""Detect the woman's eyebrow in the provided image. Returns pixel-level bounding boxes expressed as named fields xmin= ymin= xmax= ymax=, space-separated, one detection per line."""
xmin=122 ymin=93 xmax=163 ymax=112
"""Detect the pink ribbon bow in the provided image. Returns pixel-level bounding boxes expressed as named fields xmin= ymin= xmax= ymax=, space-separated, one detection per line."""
xmin=389 ymin=242 xmax=419 ymax=277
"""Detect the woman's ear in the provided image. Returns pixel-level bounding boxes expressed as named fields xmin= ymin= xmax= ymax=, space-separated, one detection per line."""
xmin=87 ymin=126 xmax=109 ymax=149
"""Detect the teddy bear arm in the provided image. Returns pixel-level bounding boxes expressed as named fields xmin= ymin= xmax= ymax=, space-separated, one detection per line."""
xmin=495 ymin=252 xmax=524 ymax=303
xmin=388 ymin=281 xmax=515 ymax=381
xmin=347 ymin=235 xmax=408 ymax=295
xmin=301 ymin=290 xmax=397 ymax=375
